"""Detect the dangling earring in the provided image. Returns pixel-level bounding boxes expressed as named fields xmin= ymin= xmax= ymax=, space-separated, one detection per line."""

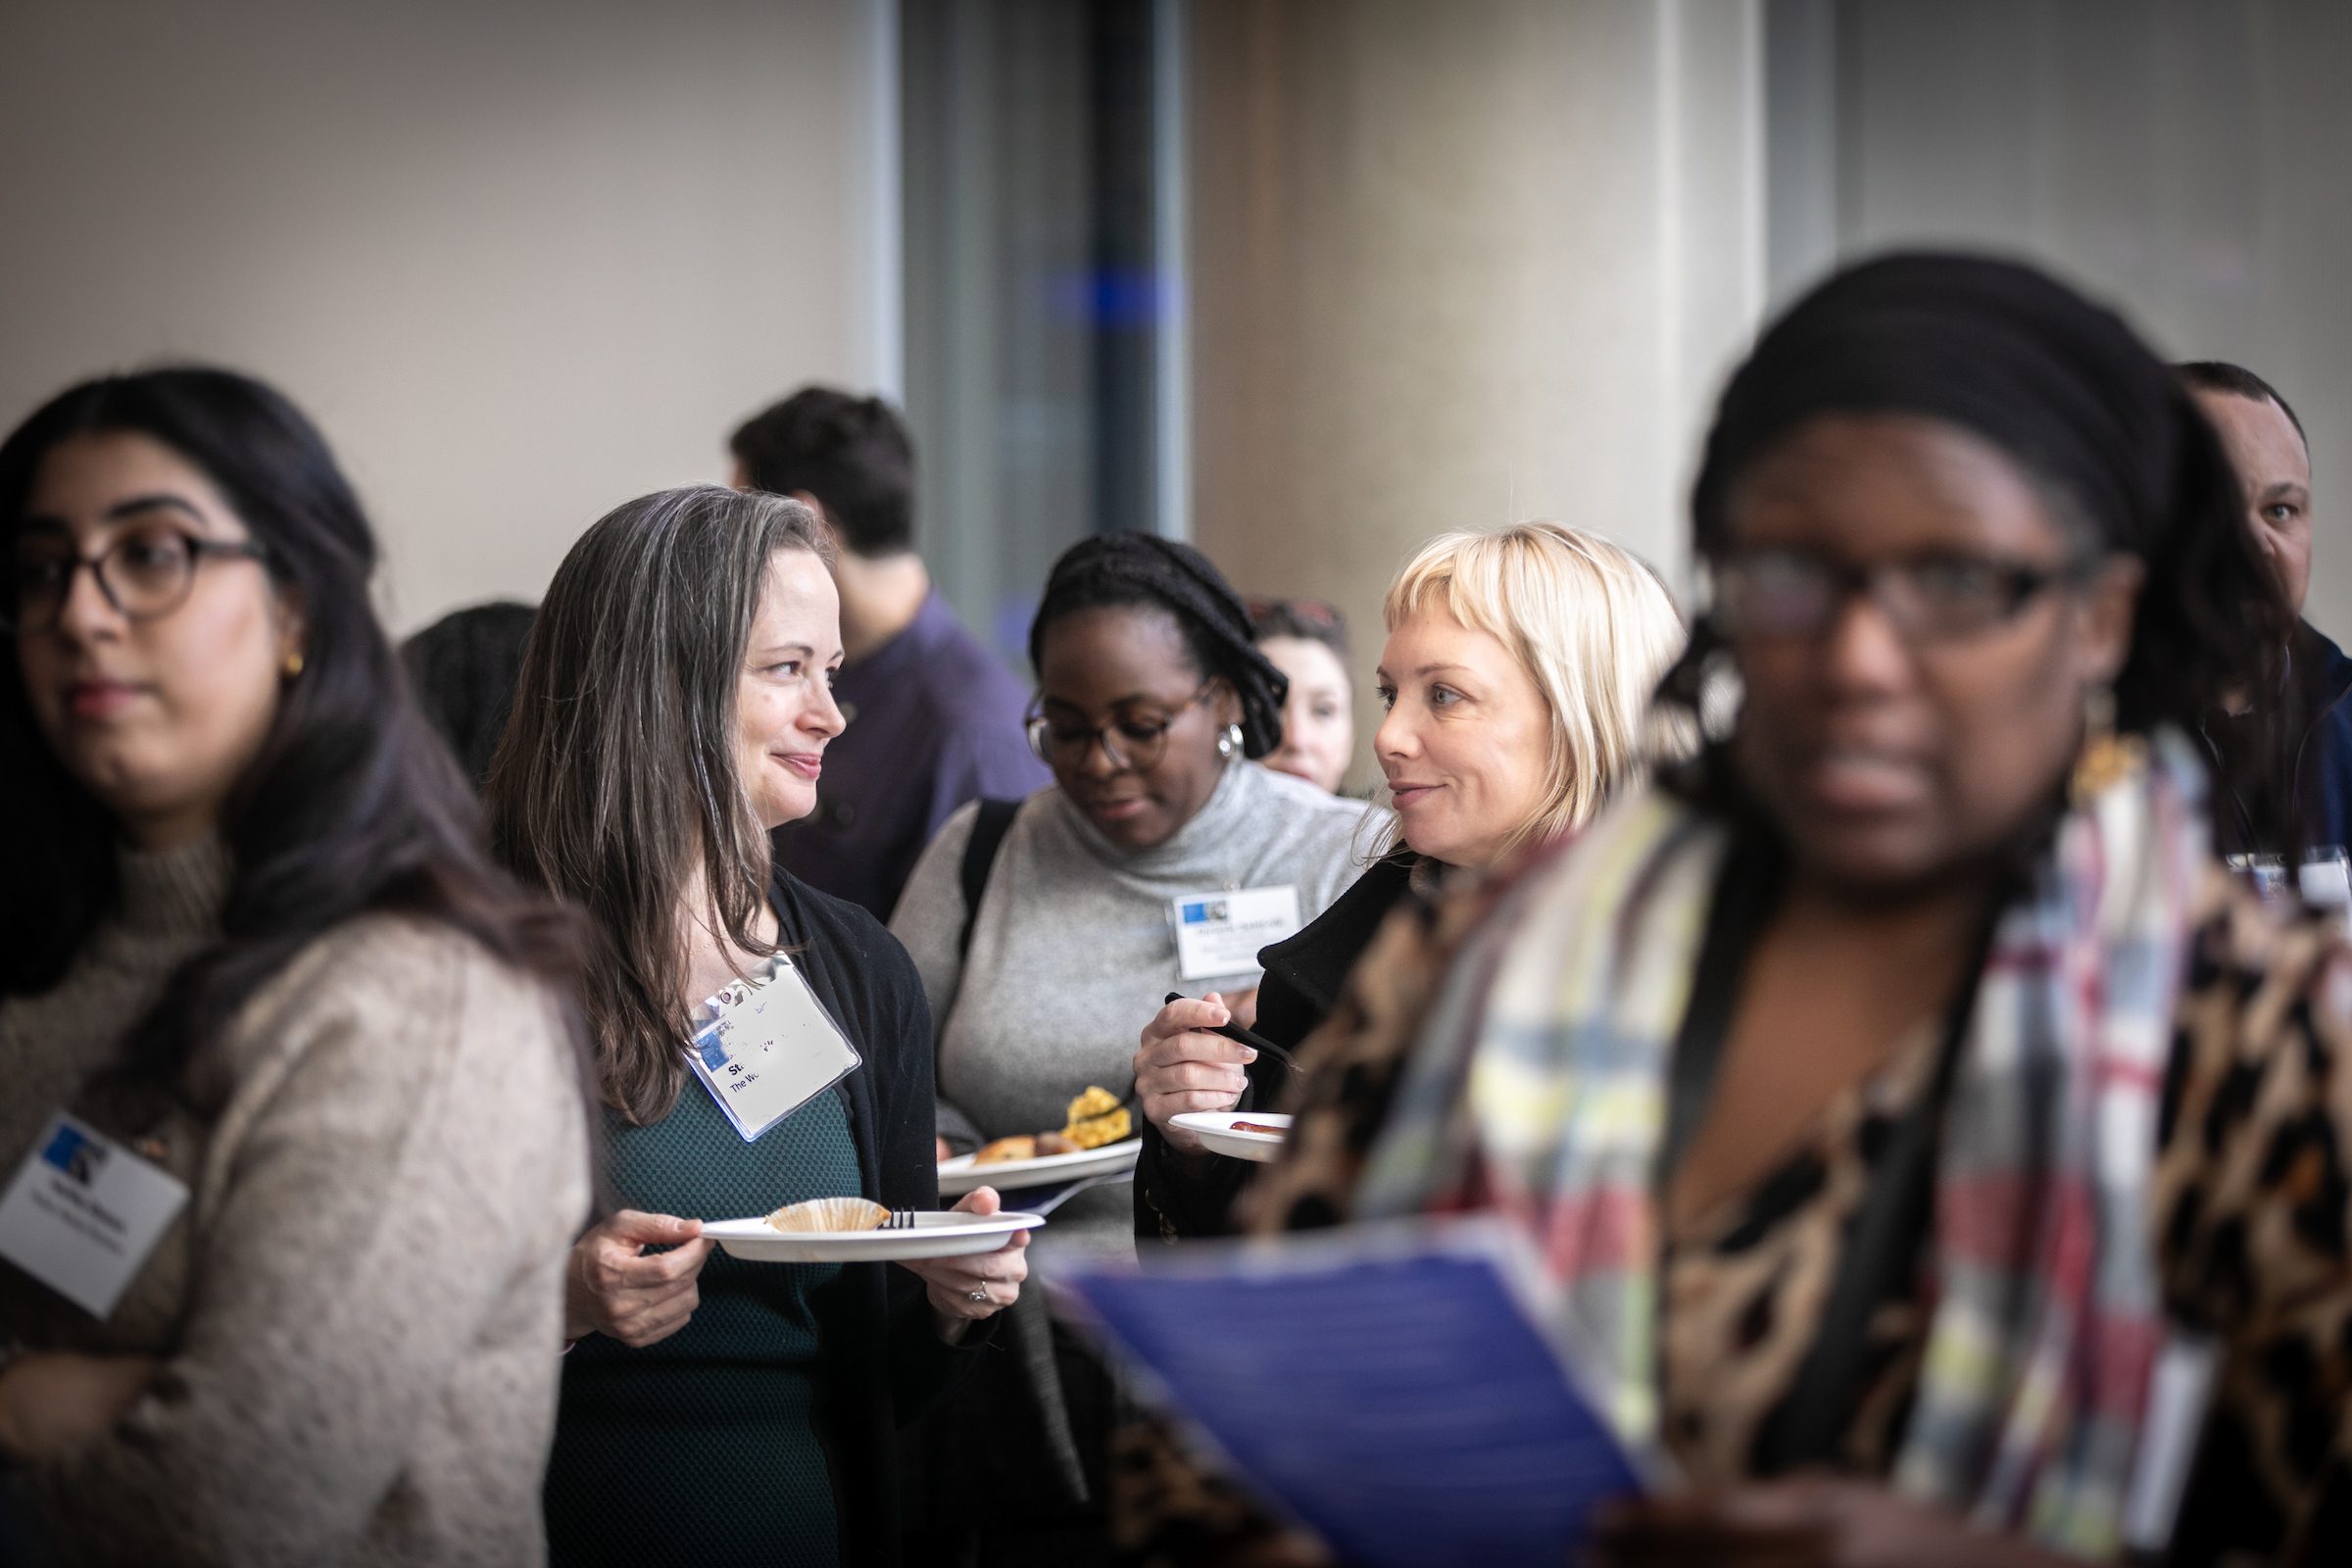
xmin=283 ymin=650 xmax=306 ymax=679
xmin=1216 ymin=722 xmax=1242 ymax=760
xmin=2070 ymin=683 xmax=2144 ymax=806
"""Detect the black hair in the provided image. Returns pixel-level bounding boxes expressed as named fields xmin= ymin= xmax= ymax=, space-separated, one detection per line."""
xmin=728 ymin=386 xmax=915 ymax=557
xmin=2179 ymin=360 xmax=2307 ymax=447
xmin=0 ymin=367 xmax=588 ymax=1110
xmin=1029 ymin=532 xmax=1290 ymax=759
xmin=1247 ymin=595 xmax=1350 ymax=662
xmin=1659 ymin=254 xmax=2294 ymax=849
xmin=401 ymin=600 xmax=536 ymax=792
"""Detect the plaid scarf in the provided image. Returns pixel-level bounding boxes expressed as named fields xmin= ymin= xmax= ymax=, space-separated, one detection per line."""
xmin=1351 ymin=733 xmax=2209 ymax=1557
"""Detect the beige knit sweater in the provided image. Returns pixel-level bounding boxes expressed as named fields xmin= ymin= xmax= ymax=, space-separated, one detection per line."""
xmin=0 ymin=838 xmax=592 ymax=1567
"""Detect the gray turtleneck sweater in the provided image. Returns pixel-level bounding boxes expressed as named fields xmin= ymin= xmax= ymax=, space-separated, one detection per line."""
xmin=891 ymin=761 xmax=1377 ymax=1261
xmin=0 ymin=839 xmax=590 ymax=1567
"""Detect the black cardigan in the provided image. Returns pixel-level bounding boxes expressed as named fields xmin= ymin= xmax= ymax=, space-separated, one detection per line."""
xmin=768 ymin=866 xmax=985 ymax=1567
xmin=1133 ymin=854 xmax=1421 ymax=1242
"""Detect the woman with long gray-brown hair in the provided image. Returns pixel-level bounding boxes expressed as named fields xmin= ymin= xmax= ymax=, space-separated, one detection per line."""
xmin=487 ymin=485 xmax=1026 ymax=1568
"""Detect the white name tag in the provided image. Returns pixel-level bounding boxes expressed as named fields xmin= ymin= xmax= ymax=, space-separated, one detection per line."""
xmin=1170 ymin=884 xmax=1304 ymax=982
xmin=686 ymin=955 xmax=863 ymax=1142
xmin=0 ymin=1112 xmax=190 ymax=1318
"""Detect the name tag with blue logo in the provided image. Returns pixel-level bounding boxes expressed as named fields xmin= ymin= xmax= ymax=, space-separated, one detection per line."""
xmin=684 ymin=955 xmax=863 ymax=1142
xmin=1169 ymin=884 xmax=1303 ymax=981
xmin=0 ymin=1112 xmax=190 ymax=1318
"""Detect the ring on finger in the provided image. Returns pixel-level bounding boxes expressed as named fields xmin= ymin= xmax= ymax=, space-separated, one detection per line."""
xmin=966 ymin=1287 xmax=990 ymax=1304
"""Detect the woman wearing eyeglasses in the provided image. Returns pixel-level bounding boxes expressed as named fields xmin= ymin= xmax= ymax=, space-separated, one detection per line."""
xmin=1126 ymin=256 xmax=2352 ymax=1565
xmin=885 ymin=532 xmax=1367 ymax=1556
xmin=891 ymin=532 xmax=1368 ymax=1259
xmin=0 ymin=368 xmax=592 ymax=1564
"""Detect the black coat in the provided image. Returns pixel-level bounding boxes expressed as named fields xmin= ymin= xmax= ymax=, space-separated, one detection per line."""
xmin=767 ymin=866 xmax=983 ymax=1566
xmin=1133 ymin=855 xmax=1420 ymax=1242
xmin=2291 ymin=622 xmax=2352 ymax=851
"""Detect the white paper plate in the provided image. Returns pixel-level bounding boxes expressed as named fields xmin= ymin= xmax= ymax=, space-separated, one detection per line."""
xmin=1170 ymin=1111 xmax=1292 ymax=1162
xmin=937 ymin=1136 xmax=1144 ymax=1197
xmin=705 ymin=1208 xmax=1044 ymax=1263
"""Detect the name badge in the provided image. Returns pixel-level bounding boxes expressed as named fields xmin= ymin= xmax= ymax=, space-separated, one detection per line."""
xmin=686 ymin=955 xmax=863 ymax=1142
xmin=1170 ymin=884 xmax=1304 ymax=982
xmin=0 ymin=1113 xmax=190 ymax=1318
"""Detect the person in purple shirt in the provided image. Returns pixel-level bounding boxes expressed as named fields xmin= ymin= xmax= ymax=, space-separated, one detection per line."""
xmin=731 ymin=388 xmax=1048 ymax=919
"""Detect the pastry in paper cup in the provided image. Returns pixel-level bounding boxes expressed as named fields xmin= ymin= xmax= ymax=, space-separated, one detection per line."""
xmin=764 ymin=1197 xmax=890 ymax=1234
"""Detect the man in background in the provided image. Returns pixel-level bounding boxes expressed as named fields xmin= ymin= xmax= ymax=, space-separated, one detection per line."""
xmin=2181 ymin=359 xmax=2352 ymax=851
xmin=731 ymin=387 xmax=1047 ymax=919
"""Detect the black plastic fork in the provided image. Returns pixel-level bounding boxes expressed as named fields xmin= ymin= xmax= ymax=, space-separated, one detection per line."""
xmin=1161 ymin=992 xmax=1302 ymax=1075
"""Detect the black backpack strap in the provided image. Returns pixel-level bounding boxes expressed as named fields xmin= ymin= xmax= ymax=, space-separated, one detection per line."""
xmin=956 ymin=798 xmax=1022 ymax=960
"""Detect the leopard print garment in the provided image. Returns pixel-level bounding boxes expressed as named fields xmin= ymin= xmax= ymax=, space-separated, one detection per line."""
xmin=1112 ymin=861 xmax=2352 ymax=1565
xmin=1238 ymin=873 xmax=1504 ymax=1234
xmin=2157 ymin=867 xmax=2352 ymax=1563
xmin=1656 ymin=1019 xmax=1942 ymax=1487
xmin=1109 ymin=880 xmax=1493 ymax=1566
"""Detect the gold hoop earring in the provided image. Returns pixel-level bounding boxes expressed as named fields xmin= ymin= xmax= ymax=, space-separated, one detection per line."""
xmin=2070 ymin=683 xmax=2143 ymax=806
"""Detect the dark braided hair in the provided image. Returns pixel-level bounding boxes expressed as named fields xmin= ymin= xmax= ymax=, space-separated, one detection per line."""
xmin=1029 ymin=532 xmax=1290 ymax=759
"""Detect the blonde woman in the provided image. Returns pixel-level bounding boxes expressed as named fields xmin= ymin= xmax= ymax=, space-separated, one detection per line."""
xmin=1133 ymin=521 xmax=1688 ymax=1239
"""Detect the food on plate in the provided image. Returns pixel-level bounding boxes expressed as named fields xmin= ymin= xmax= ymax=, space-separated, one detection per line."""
xmin=964 ymin=1086 xmax=1134 ymax=1166
xmin=1060 ymin=1085 xmax=1132 ymax=1150
xmin=973 ymin=1132 xmax=1076 ymax=1165
xmin=1231 ymin=1121 xmax=1286 ymax=1137
xmin=765 ymin=1196 xmax=890 ymax=1234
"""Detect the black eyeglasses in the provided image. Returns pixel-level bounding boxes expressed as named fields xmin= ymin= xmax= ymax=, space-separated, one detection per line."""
xmin=1707 ymin=547 xmax=2104 ymax=644
xmin=6 ymin=524 xmax=270 ymax=634
xmin=1026 ymin=683 xmax=1215 ymax=771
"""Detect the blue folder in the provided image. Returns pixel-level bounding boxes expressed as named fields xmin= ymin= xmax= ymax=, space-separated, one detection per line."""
xmin=1064 ymin=1222 xmax=1643 ymax=1568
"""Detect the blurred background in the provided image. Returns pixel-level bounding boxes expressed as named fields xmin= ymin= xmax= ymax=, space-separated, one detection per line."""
xmin=6 ymin=0 xmax=2345 ymax=781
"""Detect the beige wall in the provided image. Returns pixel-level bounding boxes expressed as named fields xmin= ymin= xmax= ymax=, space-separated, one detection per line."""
xmin=0 ymin=0 xmax=892 ymax=634
xmin=1184 ymin=0 xmax=1766 ymax=787
xmin=1799 ymin=0 xmax=2352 ymax=642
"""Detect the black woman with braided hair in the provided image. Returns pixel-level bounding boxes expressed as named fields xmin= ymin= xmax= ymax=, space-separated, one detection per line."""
xmin=886 ymin=530 xmax=1370 ymax=1560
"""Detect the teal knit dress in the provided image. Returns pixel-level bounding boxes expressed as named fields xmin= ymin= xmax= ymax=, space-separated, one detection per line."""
xmin=543 ymin=1078 xmax=862 ymax=1566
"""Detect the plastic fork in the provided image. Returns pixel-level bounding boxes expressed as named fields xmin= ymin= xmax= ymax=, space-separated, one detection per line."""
xmin=1025 ymin=1170 xmax=1127 ymax=1216
xmin=883 ymin=1209 xmax=918 ymax=1230
xmin=1162 ymin=992 xmax=1301 ymax=1075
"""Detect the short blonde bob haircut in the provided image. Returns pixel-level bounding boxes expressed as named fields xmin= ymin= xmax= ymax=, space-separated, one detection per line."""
xmin=1384 ymin=521 xmax=1690 ymax=858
